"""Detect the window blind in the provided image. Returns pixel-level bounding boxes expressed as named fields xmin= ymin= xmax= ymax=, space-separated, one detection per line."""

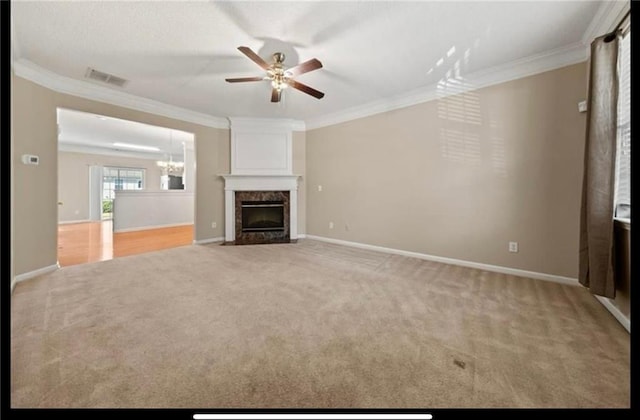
xmin=615 ymin=29 xmax=631 ymax=218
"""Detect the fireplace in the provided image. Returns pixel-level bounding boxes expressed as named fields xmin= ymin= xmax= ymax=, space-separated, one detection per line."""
xmin=235 ymin=191 xmax=290 ymax=244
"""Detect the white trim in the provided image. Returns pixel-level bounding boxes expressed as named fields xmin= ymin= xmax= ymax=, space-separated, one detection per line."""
xmin=228 ymin=117 xmax=305 ymax=132
xmin=296 ymin=233 xmax=306 ymax=239
xmin=303 ymin=235 xmax=579 ymax=287
xmin=12 ymin=59 xmax=229 ymax=129
xmin=113 ymin=222 xmax=193 ymax=233
xmin=193 ymin=237 xmax=225 ymax=245
xmin=221 ymin=174 xmax=301 ymax=191
xmin=11 ymin=263 xmax=60 ymax=294
xmin=594 ymin=295 xmax=631 ymax=333
xmin=59 ymin=142 xmax=166 ymax=161
xmin=58 ymin=219 xmax=92 ymax=225
xmin=230 ymin=125 xmax=293 ymax=176
xmin=305 ymin=42 xmax=587 ymax=130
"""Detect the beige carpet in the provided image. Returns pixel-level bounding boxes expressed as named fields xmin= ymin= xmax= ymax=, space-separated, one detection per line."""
xmin=11 ymin=239 xmax=630 ymax=408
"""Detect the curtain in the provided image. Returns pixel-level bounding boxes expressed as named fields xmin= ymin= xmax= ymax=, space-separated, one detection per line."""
xmin=578 ymin=33 xmax=620 ymax=298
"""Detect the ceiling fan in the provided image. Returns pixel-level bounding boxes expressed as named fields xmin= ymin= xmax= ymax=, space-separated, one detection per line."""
xmin=225 ymin=46 xmax=325 ymax=103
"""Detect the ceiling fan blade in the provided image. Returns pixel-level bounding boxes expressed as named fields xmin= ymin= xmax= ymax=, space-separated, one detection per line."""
xmin=287 ymin=79 xmax=325 ymax=99
xmin=237 ymin=46 xmax=271 ymax=70
xmin=271 ymin=88 xmax=281 ymax=103
xmin=286 ymin=58 xmax=323 ymax=77
xmin=225 ymin=77 xmax=264 ymax=83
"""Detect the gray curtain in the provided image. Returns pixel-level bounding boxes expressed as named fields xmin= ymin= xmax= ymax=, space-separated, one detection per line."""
xmin=578 ymin=33 xmax=620 ymax=298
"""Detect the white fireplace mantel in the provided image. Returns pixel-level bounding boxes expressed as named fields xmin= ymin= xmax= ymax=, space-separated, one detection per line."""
xmin=221 ymin=174 xmax=301 ymax=242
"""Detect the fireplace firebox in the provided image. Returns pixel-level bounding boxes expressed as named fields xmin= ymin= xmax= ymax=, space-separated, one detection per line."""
xmin=241 ymin=201 xmax=285 ymax=232
xmin=234 ymin=191 xmax=290 ymax=244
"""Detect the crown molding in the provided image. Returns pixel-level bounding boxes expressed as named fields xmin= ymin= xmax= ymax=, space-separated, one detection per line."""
xmin=11 ymin=59 xmax=230 ymax=130
xmin=58 ymin=142 xmax=167 ymax=161
xmin=305 ymin=41 xmax=588 ymax=130
xmin=13 ymin=31 xmax=597 ymax=134
xmin=581 ymin=0 xmax=629 ymax=46
xmin=228 ymin=117 xmax=305 ymax=131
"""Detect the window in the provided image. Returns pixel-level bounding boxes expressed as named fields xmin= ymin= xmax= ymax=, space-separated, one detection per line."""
xmin=102 ymin=167 xmax=145 ymax=219
xmin=614 ymin=28 xmax=631 ymax=219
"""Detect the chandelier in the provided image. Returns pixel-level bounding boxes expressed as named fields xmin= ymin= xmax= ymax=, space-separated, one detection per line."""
xmin=156 ymin=159 xmax=184 ymax=173
xmin=156 ymin=129 xmax=184 ymax=174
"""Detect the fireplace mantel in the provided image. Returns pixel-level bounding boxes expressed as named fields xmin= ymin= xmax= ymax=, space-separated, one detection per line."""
xmin=220 ymin=174 xmax=301 ymax=243
xmin=221 ymin=174 xmax=300 ymax=191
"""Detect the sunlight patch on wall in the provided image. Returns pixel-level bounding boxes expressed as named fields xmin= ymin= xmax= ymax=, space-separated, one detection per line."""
xmin=438 ymin=128 xmax=481 ymax=164
xmin=432 ymin=39 xmax=506 ymax=174
xmin=436 ymin=73 xmax=482 ymax=164
xmin=489 ymin=120 xmax=507 ymax=177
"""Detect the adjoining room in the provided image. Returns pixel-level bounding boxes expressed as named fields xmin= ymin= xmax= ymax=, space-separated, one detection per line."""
xmin=56 ymin=108 xmax=196 ymax=267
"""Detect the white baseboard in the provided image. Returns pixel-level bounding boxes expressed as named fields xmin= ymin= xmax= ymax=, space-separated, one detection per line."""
xmin=193 ymin=236 xmax=225 ymax=245
xmin=295 ymin=234 xmax=306 ymax=239
xmin=114 ymin=222 xmax=193 ymax=233
xmin=594 ymin=295 xmax=631 ymax=333
xmin=58 ymin=219 xmax=92 ymax=225
xmin=11 ymin=263 xmax=60 ymax=294
xmin=303 ymin=235 xmax=580 ymax=287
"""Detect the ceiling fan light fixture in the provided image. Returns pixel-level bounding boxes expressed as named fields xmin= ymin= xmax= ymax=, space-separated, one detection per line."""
xmin=271 ymin=72 xmax=288 ymax=91
xmin=226 ymin=46 xmax=324 ymax=102
xmin=271 ymin=80 xmax=283 ymax=90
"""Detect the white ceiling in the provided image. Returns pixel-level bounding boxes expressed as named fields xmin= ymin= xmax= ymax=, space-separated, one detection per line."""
xmin=57 ymin=108 xmax=193 ymax=160
xmin=12 ymin=1 xmax=625 ymax=129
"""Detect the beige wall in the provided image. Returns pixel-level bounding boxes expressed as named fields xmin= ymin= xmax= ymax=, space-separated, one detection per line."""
xmin=306 ymin=63 xmax=588 ymax=278
xmin=12 ymin=73 xmax=58 ymax=276
xmin=58 ymin=151 xmax=164 ymax=223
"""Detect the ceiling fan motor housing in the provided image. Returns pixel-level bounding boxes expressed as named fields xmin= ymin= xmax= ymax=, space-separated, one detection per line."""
xmin=272 ymin=52 xmax=286 ymax=65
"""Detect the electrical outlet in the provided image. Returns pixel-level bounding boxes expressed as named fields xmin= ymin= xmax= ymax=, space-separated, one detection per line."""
xmin=509 ymin=242 xmax=518 ymax=253
xmin=211 ymin=222 xmax=217 ymax=229
xmin=578 ymin=100 xmax=587 ymax=113
xmin=318 ymin=185 xmax=323 ymax=192
xmin=329 ymin=222 xmax=334 ymax=229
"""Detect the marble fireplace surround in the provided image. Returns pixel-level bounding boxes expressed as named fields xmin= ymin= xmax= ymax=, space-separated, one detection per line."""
xmin=222 ymin=174 xmax=300 ymax=243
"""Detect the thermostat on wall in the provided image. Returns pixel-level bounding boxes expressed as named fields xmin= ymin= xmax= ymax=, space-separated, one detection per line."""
xmin=22 ymin=154 xmax=39 ymax=165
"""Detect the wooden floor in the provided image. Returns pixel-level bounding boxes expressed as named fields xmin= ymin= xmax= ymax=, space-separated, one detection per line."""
xmin=58 ymin=221 xmax=193 ymax=267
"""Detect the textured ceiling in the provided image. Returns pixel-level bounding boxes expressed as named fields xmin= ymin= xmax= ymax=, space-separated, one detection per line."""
xmin=13 ymin=1 xmax=611 ymax=125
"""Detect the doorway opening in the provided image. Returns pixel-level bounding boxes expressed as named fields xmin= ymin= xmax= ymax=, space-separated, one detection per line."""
xmin=56 ymin=108 xmax=196 ymax=267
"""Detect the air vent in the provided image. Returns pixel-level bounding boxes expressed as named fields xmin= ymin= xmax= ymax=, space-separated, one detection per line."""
xmin=85 ymin=67 xmax=128 ymax=87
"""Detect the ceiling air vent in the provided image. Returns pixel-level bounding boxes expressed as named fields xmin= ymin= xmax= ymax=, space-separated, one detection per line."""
xmin=85 ymin=67 xmax=128 ymax=87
